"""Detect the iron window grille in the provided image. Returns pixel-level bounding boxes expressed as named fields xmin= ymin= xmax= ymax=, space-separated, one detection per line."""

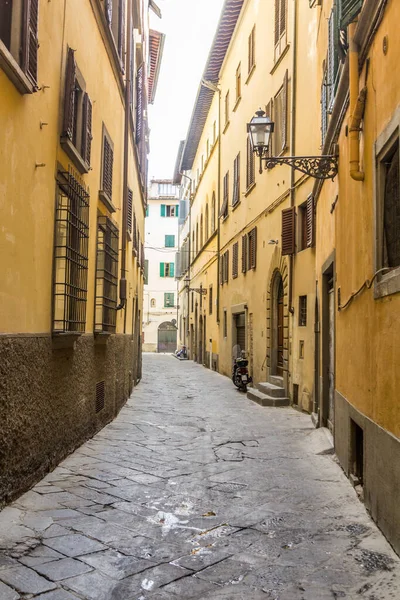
xmin=95 ymin=215 xmax=119 ymax=334
xmin=53 ymin=167 xmax=90 ymax=334
xmin=299 ymin=295 xmax=307 ymax=326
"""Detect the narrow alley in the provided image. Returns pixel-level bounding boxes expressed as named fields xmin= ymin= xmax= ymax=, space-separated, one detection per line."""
xmin=1 ymin=355 xmax=399 ymax=600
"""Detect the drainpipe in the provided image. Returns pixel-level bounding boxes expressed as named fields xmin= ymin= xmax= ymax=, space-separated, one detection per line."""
xmin=288 ymin=0 xmax=298 ymax=315
xmin=117 ymin=0 xmax=133 ymax=316
xmin=216 ymin=86 xmax=221 ymax=324
xmin=349 ymin=21 xmax=365 ymax=182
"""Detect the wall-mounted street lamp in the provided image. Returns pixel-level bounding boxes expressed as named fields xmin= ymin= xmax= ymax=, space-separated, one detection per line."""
xmin=247 ymin=109 xmax=338 ymax=180
xmin=183 ymin=276 xmax=207 ymax=296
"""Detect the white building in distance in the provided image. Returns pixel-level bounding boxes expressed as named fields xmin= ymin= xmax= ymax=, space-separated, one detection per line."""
xmin=143 ymin=179 xmax=180 ymax=352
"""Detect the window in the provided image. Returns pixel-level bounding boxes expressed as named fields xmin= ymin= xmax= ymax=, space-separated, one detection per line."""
xmin=220 ymin=250 xmax=229 ymax=284
xmin=196 ymin=222 xmax=199 ymax=254
xmin=0 ymin=0 xmax=39 ymax=92
xmin=95 ymin=216 xmax=119 ymax=334
xmin=327 ymin=8 xmax=339 ymax=113
xmin=221 ymin=172 xmax=229 ymax=219
xmin=104 ymin=0 xmax=126 ymax=65
xmin=282 ymin=206 xmax=296 ymax=255
xmin=211 ymin=192 xmax=216 ymax=232
xmin=158 ymin=183 xmax=176 ymax=196
xmin=235 ymin=63 xmax=241 ymax=102
xmin=213 ymin=121 xmax=217 ymax=144
xmin=200 ymin=214 xmax=204 ymax=248
xmin=100 ymin=128 xmax=114 ymax=204
xmin=248 ymin=227 xmax=257 ymax=270
xmin=144 ymin=259 xmax=149 ymax=284
xmin=232 ymin=242 xmax=239 ymax=278
xmin=127 ymin=188 xmax=133 ymax=234
xmin=191 ymin=291 xmax=194 ymax=312
xmin=209 ymin=285 xmax=213 ymax=315
xmin=145 ymin=205 xmax=149 ymax=217
xmin=165 ymin=235 xmax=175 ymax=248
xmin=164 ymin=293 xmax=174 ymax=308
xmin=299 ymin=196 xmax=314 ymax=250
xmin=151 ymin=298 xmax=156 ymax=308
xmin=160 ymin=262 xmax=175 ymax=277
xmin=299 ymin=296 xmax=307 ymax=326
xmin=161 ymin=204 xmax=179 ymax=217
xmin=339 ymin=0 xmax=363 ymax=30
xmin=246 ymin=136 xmax=255 ymax=189
xmin=299 ymin=204 xmax=307 ymax=251
xmin=382 ymin=141 xmax=400 ymax=269
xmin=205 ymin=204 xmax=209 ymax=241
xmin=248 ymin=26 xmax=255 ymax=74
xmin=61 ymin=49 xmax=93 ymax=173
xmin=273 ymin=71 xmax=288 ymax=155
xmin=201 ymin=155 xmax=204 ymax=173
xmin=224 ymin=90 xmax=230 ymax=127
xmin=242 ymin=235 xmax=248 ymax=273
xmin=53 ymin=168 xmax=89 ymax=334
xmin=274 ymin=0 xmax=287 ymax=61
xmin=233 ymin=153 xmax=240 ymax=206
xmin=223 ymin=309 xmax=228 ymax=338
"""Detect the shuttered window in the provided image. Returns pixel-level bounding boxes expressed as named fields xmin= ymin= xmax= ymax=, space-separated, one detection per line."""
xmin=102 ymin=132 xmax=114 ymax=201
xmin=160 ymin=262 xmax=175 ymax=277
xmin=224 ymin=90 xmax=230 ymax=126
xmin=136 ymin=63 xmax=144 ymax=144
xmin=133 ymin=212 xmax=137 ymax=252
xmin=383 ymin=143 xmax=400 ymax=269
xmin=23 ymin=0 xmax=40 ymax=86
xmin=220 ymin=172 xmax=229 ymax=219
xmin=327 ymin=8 xmax=339 ymax=113
xmin=236 ymin=64 xmax=241 ymax=101
xmin=165 ymin=235 xmax=175 ymax=248
xmin=127 ymin=188 xmax=133 ymax=233
xmin=232 ymin=154 xmax=240 ymax=206
xmin=209 ymin=285 xmax=213 ymax=315
xmin=248 ymin=227 xmax=257 ymax=270
xmin=164 ymin=293 xmax=174 ymax=307
xmin=105 ymin=0 xmax=126 ymax=67
xmin=248 ymin=26 xmax=255 ymax=74
xmin=144 ymin=260 xmax=149 ymax=285
xmin=274 ymin=0 xmax=287 ymax=60
xmin=321 ymin=66 xmax=329 ymax=147
xmin=220 ymin=251 xmax=229 ymax=284
xmin=246 ymin=137 xmax=255 ymax=189
xmin=282 ymin=206 xmax=296 ymax=255
xmin=339 ymin=0 xmax=363 ymax=29
xmin=232 ymin=242 xmax=239 ymax=278
xmin=242 ymin=235 xmax=248 ymax=273
xmin=94 ymin=215 xmax=119 ymax=334
xmin=211 ymin=192 xmax=216 ymax=232
xmin=306 ymin=194 xmax=315 ymax=248
xmin=273 ymin=71 xmax=288 ymax=155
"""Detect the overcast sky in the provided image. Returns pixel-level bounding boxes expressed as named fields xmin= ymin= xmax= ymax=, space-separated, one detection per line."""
xmin=148 ymin=0 xmax=225 ymax=180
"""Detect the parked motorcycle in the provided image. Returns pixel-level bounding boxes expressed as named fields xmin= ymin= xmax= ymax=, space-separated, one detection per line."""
xmin=232 ymin=346 xmax=252 ymax=392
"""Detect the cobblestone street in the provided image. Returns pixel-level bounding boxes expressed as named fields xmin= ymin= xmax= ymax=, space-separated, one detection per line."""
xmin=1 ymin=354 xmax=400 ymax=599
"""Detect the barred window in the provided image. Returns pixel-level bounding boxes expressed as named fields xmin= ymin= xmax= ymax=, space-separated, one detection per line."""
xmin=53 ymin=168 xmax=90 ymax=334
xmin=232 ymin=242 xmax=239 ymax=278
xmin=299 ymin=295 xmax=307 ymax=326
xmin=95 ymin=216 xmax=119 ymax=334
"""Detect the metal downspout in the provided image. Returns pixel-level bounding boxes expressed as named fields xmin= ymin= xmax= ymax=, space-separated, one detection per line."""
xmin=349 ymin=21 xmax=365 ymax=181
xmin=216 ymin=87 xmax=221 ymax=324
xmin=288 ymin=0 xmax=298 ymax=316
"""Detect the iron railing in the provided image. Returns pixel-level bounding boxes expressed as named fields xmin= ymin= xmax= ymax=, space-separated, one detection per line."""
xmin=95 ymin=215 xmax=119 ymax=333
xmin=53 ymin=167 xmax=90 ymax=333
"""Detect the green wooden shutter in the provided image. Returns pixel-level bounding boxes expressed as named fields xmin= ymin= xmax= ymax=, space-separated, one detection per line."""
xmin=169 ymin=262 xmax=175 ymax=277
xmin=165 ymin=235 xmax=175 ymax=247
xmin=160 ymin=262 xmax=165 ymax=277
xmin=146 ymin=206 xmax=149 ymax=217
xmin=175 ymin=204 xmax=179 ymax=217
xmin=161 ymin=204 xmax=166 ymax=217
xmin=164 ymin=293 xmax=174 ymax=307
xmin=339 ymin=0 xmax=363 ymax=29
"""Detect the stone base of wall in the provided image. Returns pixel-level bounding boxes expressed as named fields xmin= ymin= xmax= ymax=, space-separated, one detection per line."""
xmin=143 ymin=344 xmax=157 ymax=352
xmin=0 ymin=333 xmax=139 ymax=505
xmin=335 ymin=390 xmax=400 ymax=555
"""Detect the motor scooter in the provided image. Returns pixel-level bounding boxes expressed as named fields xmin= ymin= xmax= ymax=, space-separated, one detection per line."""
xmin=232 ymin=346 xmax=252 ymax=392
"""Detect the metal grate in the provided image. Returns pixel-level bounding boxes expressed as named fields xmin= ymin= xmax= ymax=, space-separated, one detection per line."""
xmin=53 ymin=167 xmax=90 ymax=333
xmin=95 ymin=216 xmax=119 ymax=333
xmin=95 ymin=381 xmax=105 ymax=413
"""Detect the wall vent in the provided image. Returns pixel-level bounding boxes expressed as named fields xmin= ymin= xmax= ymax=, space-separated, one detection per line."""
xmin=95 ymin=381 xmax=105 ymax=413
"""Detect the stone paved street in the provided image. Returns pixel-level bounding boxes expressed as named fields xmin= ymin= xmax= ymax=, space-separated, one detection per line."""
xmin=1 ymin=354 xmax=400 ymax=599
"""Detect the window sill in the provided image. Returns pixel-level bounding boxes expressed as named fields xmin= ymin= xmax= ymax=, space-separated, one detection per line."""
xmin=245 ymin=64 xmax=256 ymax=85
xmin=233 ymin=96 xmax=242 ymax=112
xmin=52 ymin=333 xmax=81 ymax=349
xmin=221 ymin=214 xmax=229 ymax=223
xmin=99 ymin=190 xmax=117 ymax=213
xmin=223 ymin=120 xmax=230 ymax=135
xmin=232 ymin=200 xmax=241 ymax=211
xmin=374 ymin=267 xmax=400 ymax=299
xmin=60 ymin=137 xmax=89 ymax=175
xmin=244 ymin=182 xmax=256 ymax=197
xmin=0 ymin=41 xmax=35 ymax=94
xmin=271 ymin=44 xmax=290 ymax=75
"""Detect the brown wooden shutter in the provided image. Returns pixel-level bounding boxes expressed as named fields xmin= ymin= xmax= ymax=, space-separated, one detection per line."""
xmin=133 ymin=212 xmax=137 ymax=251
xmin=220 ymin=256 xmax=223 ymax=285
xmin=127 ymin=188 xmax=133 ymax=233
xmin=274 ymin=0 xmax=280 ymax=45
xmin=102 ymin=137 xmax=114 ymax=200
xmin=242 ymin=235 xmax=248 ymax=273
xmin=225 ymin=250 xmax=229 ymax=282
xmin=246 ymin=137 xmax=255 ymax=188
xmin=306 ymin=194 xmax=315 ymax=248
xmin=282 ymin=207 xmax=296 ymax=255
xmin=250 ymin=227 xmax=257 ymax=269
xmin=62 ymin=48 xmax=76 ymax=140
xmin=232 ymin=242 xmax=239 ymax=278
xmin=81 ymin=94 xmax=93 ymax=167
xmin=282 ymin=70 xmax=288 ymax=152
xmin=136 ymin=64 xmax=144 ymax=143
xmin=22 ymin=0 xmax=39 ymax=86
xmin=280 ymin=0 xmax=287 ymax=37
xmin=118 ymin=0 xmax=126 ymax=67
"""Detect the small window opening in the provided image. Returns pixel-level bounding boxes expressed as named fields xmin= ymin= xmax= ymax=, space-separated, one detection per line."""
xmin=350 ymin=419 xmax=364 ymax=488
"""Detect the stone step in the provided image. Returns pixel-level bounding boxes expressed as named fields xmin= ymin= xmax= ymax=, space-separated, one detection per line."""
xmin=247 ymin=388 xmax=290 ymax=407
xmin=270 ymin=375 xmax=284 ymax=387
xmin=257 ymin=382 xmax=286 ymax=398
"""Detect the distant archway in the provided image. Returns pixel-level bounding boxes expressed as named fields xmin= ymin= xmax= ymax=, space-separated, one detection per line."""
xmin=157 ymin=321 xmax=177 ymax=353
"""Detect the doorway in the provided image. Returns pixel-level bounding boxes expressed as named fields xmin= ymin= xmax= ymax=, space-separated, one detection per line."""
xmin=271 ymin=272 xmax=284 ymax=376
xmin=157 ymin=321 xmax=177 ymax=353
xmin=198 ymin=315 xmax=203 ymax=364
xmin=322 ymin=260 xmax=335 ymax=431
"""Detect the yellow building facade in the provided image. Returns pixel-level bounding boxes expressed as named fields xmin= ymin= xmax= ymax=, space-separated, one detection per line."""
xmin=0 ymin=0 xmax=163 ymax=502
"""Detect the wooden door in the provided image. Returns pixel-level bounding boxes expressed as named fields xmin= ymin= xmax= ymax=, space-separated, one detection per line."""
xmin=157 ymin=323 xmax=177 ymax=353
xmin=328 ymin=282 xmax=335 ymax=431
xmin=277 ymin=280 xmax=284 ymax=376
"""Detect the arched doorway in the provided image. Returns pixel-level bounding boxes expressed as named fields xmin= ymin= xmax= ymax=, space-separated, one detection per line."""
xmin=271 ymin=272 xmax=284 ymax=376
xmin=157 ymin=321 xmax=177 ymax=353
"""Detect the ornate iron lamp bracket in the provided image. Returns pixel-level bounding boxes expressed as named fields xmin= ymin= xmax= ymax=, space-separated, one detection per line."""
xmin=190 ymin=288 xmax=207 ymax=296
xmin=256 ymin=150 xmax=338 ymax=180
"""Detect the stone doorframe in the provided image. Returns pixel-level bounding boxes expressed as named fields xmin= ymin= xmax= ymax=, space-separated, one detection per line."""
xmin=266 ymin=257 xmax=289 ymax=392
